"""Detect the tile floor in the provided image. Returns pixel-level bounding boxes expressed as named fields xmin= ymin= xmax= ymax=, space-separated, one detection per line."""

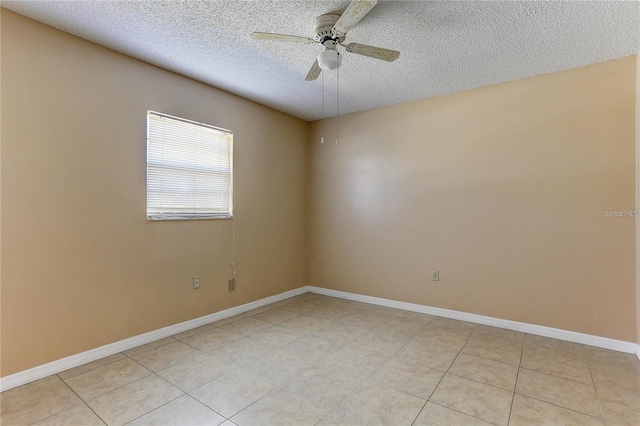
xmin=1 ymin=293 xmax=639 ymax=425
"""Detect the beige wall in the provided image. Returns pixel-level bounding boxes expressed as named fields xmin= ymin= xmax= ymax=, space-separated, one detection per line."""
xmin=0 ymin=10 xmax=308 ymax=376
xmin=309 ymin=56 xmax=637 ymax=342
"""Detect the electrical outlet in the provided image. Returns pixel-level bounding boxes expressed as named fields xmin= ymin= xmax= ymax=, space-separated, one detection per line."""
xmin=228 ymin=278 xmax=236 ymax=291
xmin=193 ymin=276 xmax=200 ymax=289
xmin=431 ymin=270 xmax=439 ymax=281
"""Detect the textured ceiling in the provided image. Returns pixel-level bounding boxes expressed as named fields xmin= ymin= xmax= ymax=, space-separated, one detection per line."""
xmin=3 ymin=1 xmax=639 ymax=121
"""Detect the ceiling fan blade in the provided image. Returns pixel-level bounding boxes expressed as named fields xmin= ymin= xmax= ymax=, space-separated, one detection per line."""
xmin=250 ymin=32 xmax=315 ymax=44
xmin=305 ymin=59 xmax=322 ymax=81
xmin=345 ymin=43 xmax=400 ymax=62
xmin=332 ymin=0 xmax=378 ymax=37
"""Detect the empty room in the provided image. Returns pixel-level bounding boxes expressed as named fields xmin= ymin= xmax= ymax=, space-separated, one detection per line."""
xmin=1 ymin=1 xmax=639 ymax=425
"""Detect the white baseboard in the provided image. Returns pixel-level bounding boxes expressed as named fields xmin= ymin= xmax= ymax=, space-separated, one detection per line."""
xmin=0 ymin=286 xmax=308 ymax=392
xmin=308 ymin=286 xmax=638 ymax=354
xmin=3 ymin=285 xmax=637 ymax=392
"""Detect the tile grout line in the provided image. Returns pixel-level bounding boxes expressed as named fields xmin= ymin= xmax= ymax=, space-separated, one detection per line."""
xmin=518 ymin=338 xmax=598 ymax=386
xmin=122 ymin=387 xmax=186 ymax=426
xmin=122 ymin=337 xmax=177 ymax=358
xmin=309 ymin=309 xmax=422 ymax=424
xmin=57 ymin=354 xmax=127 ymax=382
xmin=585 ymin=351 xmax=607 ymax=422
xmin=173 ymin=337 xmax=211 ymax=352
xmin=285 ymin=311 xmax=347 ymax=426
xmin=411 ymin=323 xmax=506 ymax=426
xmin=55 ymin=375 xmax=109 ymax=426
xmin=189 ymin=311 xmax=336 ymax=424
xmin=517 ymin=366 xmax=596 ymax=387
xmin=82 ymin=372 xmax=152 ymax=403
xmin=408 ymin=374 xmax=433 ymax=426
xmin=456 ymin=336 xmax=599 ymax=389
xmin=506 ymin=333 xmax=525 ymax=426
xmin=444 ymin=371 xmax=516 ymax=393
xmin=62 ymin=356 xmax=154 ymax=401
xmin=512 ymin=393 xmax=607 ymax=422
xmin=430 ymin=400 xmax=498 ymax=425
xmin=225 ymin=385 xmax=286 ymax=424
xmin=408 ymin=399 xmax=429 ymax=426
xmin=307 ymin=311 xmax=427 ymax=424
xmin=73 ymin=354 xmax=200 ymax=426
xmin=513 ymin=338 xmax=606 ymax=421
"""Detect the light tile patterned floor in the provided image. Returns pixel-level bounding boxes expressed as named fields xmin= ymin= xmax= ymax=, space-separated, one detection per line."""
xmin=1 ymin=293 xmax=639 ymax=425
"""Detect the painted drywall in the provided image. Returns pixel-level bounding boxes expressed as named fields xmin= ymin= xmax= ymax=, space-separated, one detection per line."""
xmin=636 ymin=54 xmax=640 ymax=349
xmin=0 ymin=10 xmax=308 ymax=376
xmin=309 ymin=56 xmax=637 ymax=342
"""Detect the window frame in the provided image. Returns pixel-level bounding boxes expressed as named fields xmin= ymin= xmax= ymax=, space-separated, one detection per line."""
xmin=146 ymin=111 xmax=234 ymax=221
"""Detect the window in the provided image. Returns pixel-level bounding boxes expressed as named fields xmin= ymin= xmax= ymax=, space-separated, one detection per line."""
xmin=146 ymin=111 xmax=233 ymax=220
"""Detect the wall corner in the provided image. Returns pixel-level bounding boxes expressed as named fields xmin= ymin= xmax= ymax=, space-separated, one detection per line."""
xmin=636 ymin=53 xmax=640 ymax=348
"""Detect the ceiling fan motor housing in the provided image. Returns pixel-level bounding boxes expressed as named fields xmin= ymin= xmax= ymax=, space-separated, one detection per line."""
xmin=314 ymin=14 xmax=344 ymax=43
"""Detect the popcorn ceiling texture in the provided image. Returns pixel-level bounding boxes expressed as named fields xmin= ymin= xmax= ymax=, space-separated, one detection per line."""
xmin=4 ymin=0 xmax=638 ymax=121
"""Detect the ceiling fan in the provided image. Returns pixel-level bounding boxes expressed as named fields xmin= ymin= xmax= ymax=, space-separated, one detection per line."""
xmin=250 ymin=0 xmax=400 ymax=81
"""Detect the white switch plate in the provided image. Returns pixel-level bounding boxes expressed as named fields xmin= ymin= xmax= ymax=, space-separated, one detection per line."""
xmin=193 ymin=276 xmax=200 ymax=289
xmin=431 ymin=270 xmax=439 ymax=281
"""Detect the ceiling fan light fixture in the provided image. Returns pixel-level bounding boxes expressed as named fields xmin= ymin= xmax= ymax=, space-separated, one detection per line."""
xmin=317 ymin=49 xmax=341 ymax=70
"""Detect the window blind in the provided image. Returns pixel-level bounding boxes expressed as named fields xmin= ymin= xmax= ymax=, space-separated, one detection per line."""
xmin=146 ymin=111 xmax=233 ymax=220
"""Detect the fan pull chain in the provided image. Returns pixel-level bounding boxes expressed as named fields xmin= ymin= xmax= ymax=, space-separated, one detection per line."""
xmin=320 ymin=71 xmax=325 ymax=144
xmin=336 ymin=60 xmax=340 ymax=146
